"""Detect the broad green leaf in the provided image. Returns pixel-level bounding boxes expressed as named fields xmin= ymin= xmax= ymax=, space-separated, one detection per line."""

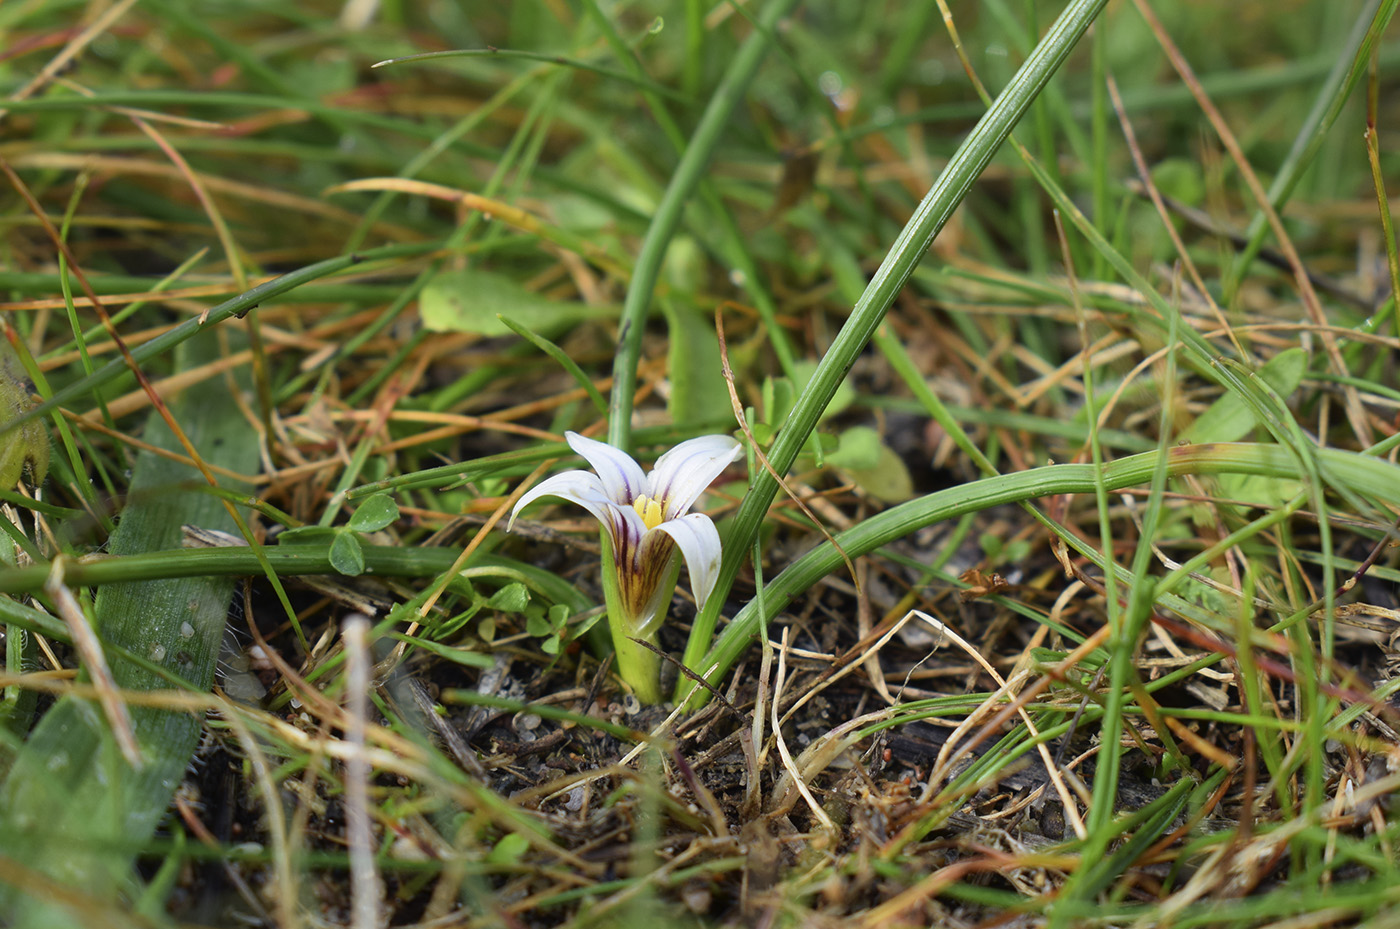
xmin=0 ymin=331 xmax=258 ymax=924
xmin=348 ymin=493 xmax=399 ymax=533
xmin=486 ymin=582 xmax=531 ymax=612
xmin=329 ymin=530 xmax=366 ymax=576
xmin=828 ymin=430 xmax=918 ymax=503
xmin=1179 ymin=348 xmax=1307 ymax=445
xmin=663 ymin=302 xmax=730 ymax=426
xmin=420 ymin=269 xmax=615 ymax=337
xmin=824 ymin=426 xmax=884 ymax=470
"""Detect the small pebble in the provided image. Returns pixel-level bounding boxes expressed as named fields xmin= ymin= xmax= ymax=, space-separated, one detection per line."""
xmin=565 ymin=786 xmax=585 ymax=812
xmin=516 ymin=712 xmax=542 ymax=732
xmin=681 ymin=882 xmax=712 ymax=914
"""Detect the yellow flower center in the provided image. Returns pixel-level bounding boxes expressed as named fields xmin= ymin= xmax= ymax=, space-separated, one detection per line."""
xmin=632 ymin=494 xmax=665 ymax=530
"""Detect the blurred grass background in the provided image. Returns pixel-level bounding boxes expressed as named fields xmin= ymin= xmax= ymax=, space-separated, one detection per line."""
xmin=3 ymin=1 xmax=1400 ymax=926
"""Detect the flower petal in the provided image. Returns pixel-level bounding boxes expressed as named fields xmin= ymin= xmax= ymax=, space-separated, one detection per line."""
xmin=647 ymin=434 xmax=742 ymax=519
xmin=509 ymin=470 xmax=628 ymax=540
xmin=625 ymin=544 xmax=679 ymax=640
xmin=652 ymin=512 xmax=726 ymax=611
xmin=607 ymin=501 xmax=650 ymax=571
xmin=564 ymin=431 xmax=647 ymax=506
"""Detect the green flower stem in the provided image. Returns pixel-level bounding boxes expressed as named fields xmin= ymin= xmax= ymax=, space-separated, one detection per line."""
xmin=677 ymin=0 xmax=1110 ymax=695
xmin=606 ymin=0 xmax=802 ymax=453
xmin=599 ymin=540 xmax=665 ymax=705
xmin=676 ymin=442 xmax=1400 ymax=708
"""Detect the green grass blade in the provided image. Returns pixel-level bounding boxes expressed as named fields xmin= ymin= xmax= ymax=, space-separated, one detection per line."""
xmin=684 ymin=443 xmax=1400 ymax=702
xmin=0 ymin=240 xmax=444 ymax=441
xmin=678 ymin=0 xmax=1112 ymax=695
xmin=498 ymin=314 xmax=609 ymax=417
xmin=605 ymin=0 xmax=802 ymax=452
xmin=1222 ymin=0 xmax=1398 ymax=303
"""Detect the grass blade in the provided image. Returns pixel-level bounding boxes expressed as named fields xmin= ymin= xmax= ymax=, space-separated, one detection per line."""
xmin=679 ymin=0 xmax=1112 ymax=696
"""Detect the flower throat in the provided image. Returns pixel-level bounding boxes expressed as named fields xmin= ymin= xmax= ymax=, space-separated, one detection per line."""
xmin=632 ymin=494 xmax=664 ymax=530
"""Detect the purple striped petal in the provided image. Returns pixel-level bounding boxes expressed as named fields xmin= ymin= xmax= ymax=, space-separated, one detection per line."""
xmin=622 ymin=540 xmax=679 ymax=639
xmin=607 ymin=501 xmax=650 ymax=573
xmin=565 ymin=431 xmax=646 ymax=505
xmin=647 ymin=434 xmax=741 ymax=519
xmin=509 ymin=470 xmax=629 ymax=542
xmin=652 ymin=512 xmax=726 ymax=611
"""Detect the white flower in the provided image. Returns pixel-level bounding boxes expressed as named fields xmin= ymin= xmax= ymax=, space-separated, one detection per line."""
xmin=509 ymin=431 xmax=742 ymax=637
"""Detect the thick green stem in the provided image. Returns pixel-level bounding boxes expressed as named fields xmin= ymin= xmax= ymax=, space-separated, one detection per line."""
xmin=599 ymin=536 xmax=675 ymax=704
xmin=610 ymin=628 xmax=663 ymax=705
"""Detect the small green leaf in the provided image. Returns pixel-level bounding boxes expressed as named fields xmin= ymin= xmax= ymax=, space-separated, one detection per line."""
xmin=525 ymin=602 xmax=572 ymax=640
xmin=761 ymin=376 xmax=796 ymax=426
xmin=830 ymin=430 xmax=915 ymax=503
xmin=420 ymin=269 xmax=615 ymax=337
xmin=1218 ymin=473 xmax=1303 ymax=509
xmin=541 ymin=634 xmax=561 ymax=656
xmin=663 ymin=302 xmax=730 ymax=426
xmin=329 ymin=531 xmax=366 ymax=576
xmin=348 ymin=494 xmax=399 ymax=533
xmin=1179 ymin=348 xmax=1307 ymax=445
xmin=824 ymin=426 xmax=883 ymax=470
xmin=429 ymin=601 xmax=481 ymax=641
xmin=487 ymin=832 xmax=531 ymax=865
xmin=1004 ymin=540 xmax=1031 ymax=564
xmin=486 ymin=582 xmax=530 ymax=612
xmin=791 ymin=359 xmax=855 ymax=422
xmin=563 ymin=608 xmax=604 ymax=645
xmin=749 ymin=420 xmax=775 ymax=446
xmin=1151 ymin=157 xmax=1205 ymax=207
